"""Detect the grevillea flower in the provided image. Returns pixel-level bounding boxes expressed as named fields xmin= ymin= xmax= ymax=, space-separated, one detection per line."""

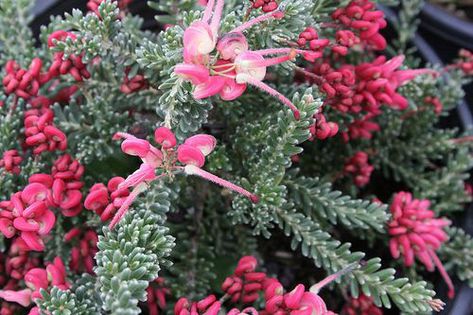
xmin=84 ymin=177 xmax=131 ymax=222
xmin=64 ymin=228 xmax=98 ymax=274
xmin=388 ymin=192 xmax=454 ymax=298
xmin=250 ymin=0 xmax=278 ymax=13
xmin=173 ymin=256 xmax=357 ymax=315
xmin=174 ymin=0 xmax=320 ymax=119
xmin=146 ymin=278 xmax=170 ymax=315
xmin=309 ymin=113 xmax=339 ymax=141
xmin=108 ymin=127 xmax=258 ymax=229
xmin=0 ymin=257 xmax=69 ymax=308
xmin=0 ymin=150 xmax=22 ymax=174
xmin=0 ymin=185 xmax=56 ymax=252
xmin=343 ymin=151 xmax=373 ymax=187
xmin=48 ymin=31 xmax=91 ymax=82
xmin=2 ymin=59 xmax=49 ymax=100
xmin=120 ymin=68 xmax=149 ymax=94
xmin=341 ymin=294 xmax=383 ymax=315
xmin=24 ymin=108 xmax=67 ymax=155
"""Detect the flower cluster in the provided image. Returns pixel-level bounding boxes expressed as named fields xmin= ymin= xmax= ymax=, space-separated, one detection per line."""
xmin=104 ymin=126 xmax=258 ymax=228
xmin=388 ymin=192 xmax=454 ymax=298
xmin=455 ymin=49 xmax=473 ymax=75
xmin=343 ymin=151 xmax=373 ymax=187
xmin=2 ymin=59 xmax=48 ymax=100
xmin=0 ymin=257 xmax=69 ymax=313
xmin=84 ymin=176 xmax=131 ymax=222
xmin=64 ymin=228 xmax=99 ymax=274
xmin=145 ymin=278 xmax=170 ymax=315
xmin=249 ymin=0 xmax=278 ymax=13
xmin=32 ymin=154 xmax=85 ymax=217
xmin=24 ymin=107 xmax=67 ymax=155
xmin=175 ymin=256 xmax=355 ymax=315
xmin=0 ymin=150 xmax=22 ymax=174
xmin=120 ymin=69 xmax=149 ymax=94
xmin=424 ymin=96 xmax=443 ymax=116
xmin=331 ymin=0 xmax=387 ymax=50
xmin=48 ymin=31 xmax=91 ymax=82
xmin=309 ymin=113 xmax=339 ymax=141
xmin=341 ymin=294 xmax=383 ymax=315
xmin=175 ymin=0 xmax=320 ymax=119
xmin=0 ymin=185 xmax=56 ymax=251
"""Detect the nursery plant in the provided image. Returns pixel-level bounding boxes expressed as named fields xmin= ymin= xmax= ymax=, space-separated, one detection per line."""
xmin=0 ymin=0 xmax=473 ymax=314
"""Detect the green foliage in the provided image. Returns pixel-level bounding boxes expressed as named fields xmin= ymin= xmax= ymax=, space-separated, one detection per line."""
xmin=440 ymin=227 xmax=473 ymax=286
xmin=95 ymin=183 xmax=175 ymax=314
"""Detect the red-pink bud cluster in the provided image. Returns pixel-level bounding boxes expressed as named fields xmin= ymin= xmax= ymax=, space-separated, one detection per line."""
xmin=0 ymin=257 xmax=69 ymax=308
xmin=222 ymin=256 xmax=266 ymax=304
xmin=175 ymin=295 xmax=221 ymax=315
xmin=0 ymin=150 xmax=22 ymax=174
xmin=24 ymin=108 xmax=67 ymax=154
xmin=120 ymin=69 xmax=149 ymax=94
xmin=173 ymin=256 xmax=353 ymax=315
xmin=2 ymin=59 xmax=49 ymax=100
xmin=341 ymin=294 xmax=383 ymax=315
xmin=309 ymin=113 xmax=339 ymax=141
xmin=84 ymin=177 xmax=131 ymax=222
xmin=0 ymin=184 xmax=56 ymax=251
xmin=331 ymin=0 xmax=387 ymax=51
xmin=388 ymin=192 xmax=454 ymax=298
xmin=249 ymin=0 xmax=278 ymax=13
xmin=4 ymin=239 xmax=40 ymax=282
xmin=343 ymin=151 xmax=373 ymax=187
xmin=29 ymin=154 xmax=85 ymax=217
xmin=424 ymin=96 xmax=443 ymax=115
xmin=455 ymin=49 xmax=473 ymax=75
xmin=146 ymin=278 xmax=170 ymax=315
xmin=341 ymin=113 xmax=380 ymax=142
xmin=297 ymin=27 xmax=327 ymax=59
xmin=64 ymin=228 xmax=98 ymax=274
xmin=48 ymin=31 xmax=91 ymax=82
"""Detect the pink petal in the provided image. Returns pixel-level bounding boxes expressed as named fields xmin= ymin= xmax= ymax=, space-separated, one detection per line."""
xmin=0 ymin=289 xmax=32 ymax=307
xmin=217 ymin=32 xmax=249 ymax=60
xmin=121 ymin=138 xmax=150 ymax=158
xmin=84 ymin=185 xmax=109 ymax=211
xmin=154 ymin=127 xmax=177 ymax=149
xmin=235 ymin=51 xmax=267 ymax=82
xmin=24 ymin=268 xmax=49 ymax=291
xmin=120 ymin=163 xmax=157 ymax=189
xmin=21 ymin=183 xmax=49 ymax=204
xmin=184 ymin=134 xmax=217 ymax=156
xmin=177 ymin=144 xmax=205 ymax=167
xmin=183 ymin=21 xmax=215 ymax=63
xmin=193 ymin=76 xmax=226 ymax=99
xmin=219 ymin=78 xmax=246 ymax=101
xmin=36 ymin=209 xmax=56 ymax=235
xmin=22 ymin=201 xmax=48 ymax=219
xmin=0 ymin=218 xmax=15 ymax=238
xmin=21 ymin=231 xmax=45 ymax=251
xmin=175 ymin=63 xmax=210 ymax=85
xmin=13 ymin=217 xmax=39 ymax=232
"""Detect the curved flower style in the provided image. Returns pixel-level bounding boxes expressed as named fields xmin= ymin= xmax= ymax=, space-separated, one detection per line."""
xmin=108 ymin=127 xmax=259 ymax=229
xmin=388 ymin=192 xmax=454 ymax=298
xmin=174 ymin=0 xmax=319 ymax=119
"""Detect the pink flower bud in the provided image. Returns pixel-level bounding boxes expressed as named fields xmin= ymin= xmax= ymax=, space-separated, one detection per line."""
xmin=235 ymin=256 xmax=257 ymax=276
xmin=154 ymin=127 xmax=177 ymax=149
xmin=121 ymin=138 xmax=150 ymax=157
xmin=175 ymin=63 xmax=210 ymax=85
xmin=284 ymin=284 xmax=305 ymax=309
xmin=20 ymin=231 xmax=45 ymax=251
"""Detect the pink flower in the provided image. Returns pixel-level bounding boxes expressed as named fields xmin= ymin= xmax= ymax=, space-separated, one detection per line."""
xmin=388 ymin=192 xmax=454 ymax=298
xmin=109 ymin=127 xmax=258 ymax=228
xmin=174 ymin=0 xmax=317 ymax=119
xmin=24 ymin=108 xmax=67 ymax=155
